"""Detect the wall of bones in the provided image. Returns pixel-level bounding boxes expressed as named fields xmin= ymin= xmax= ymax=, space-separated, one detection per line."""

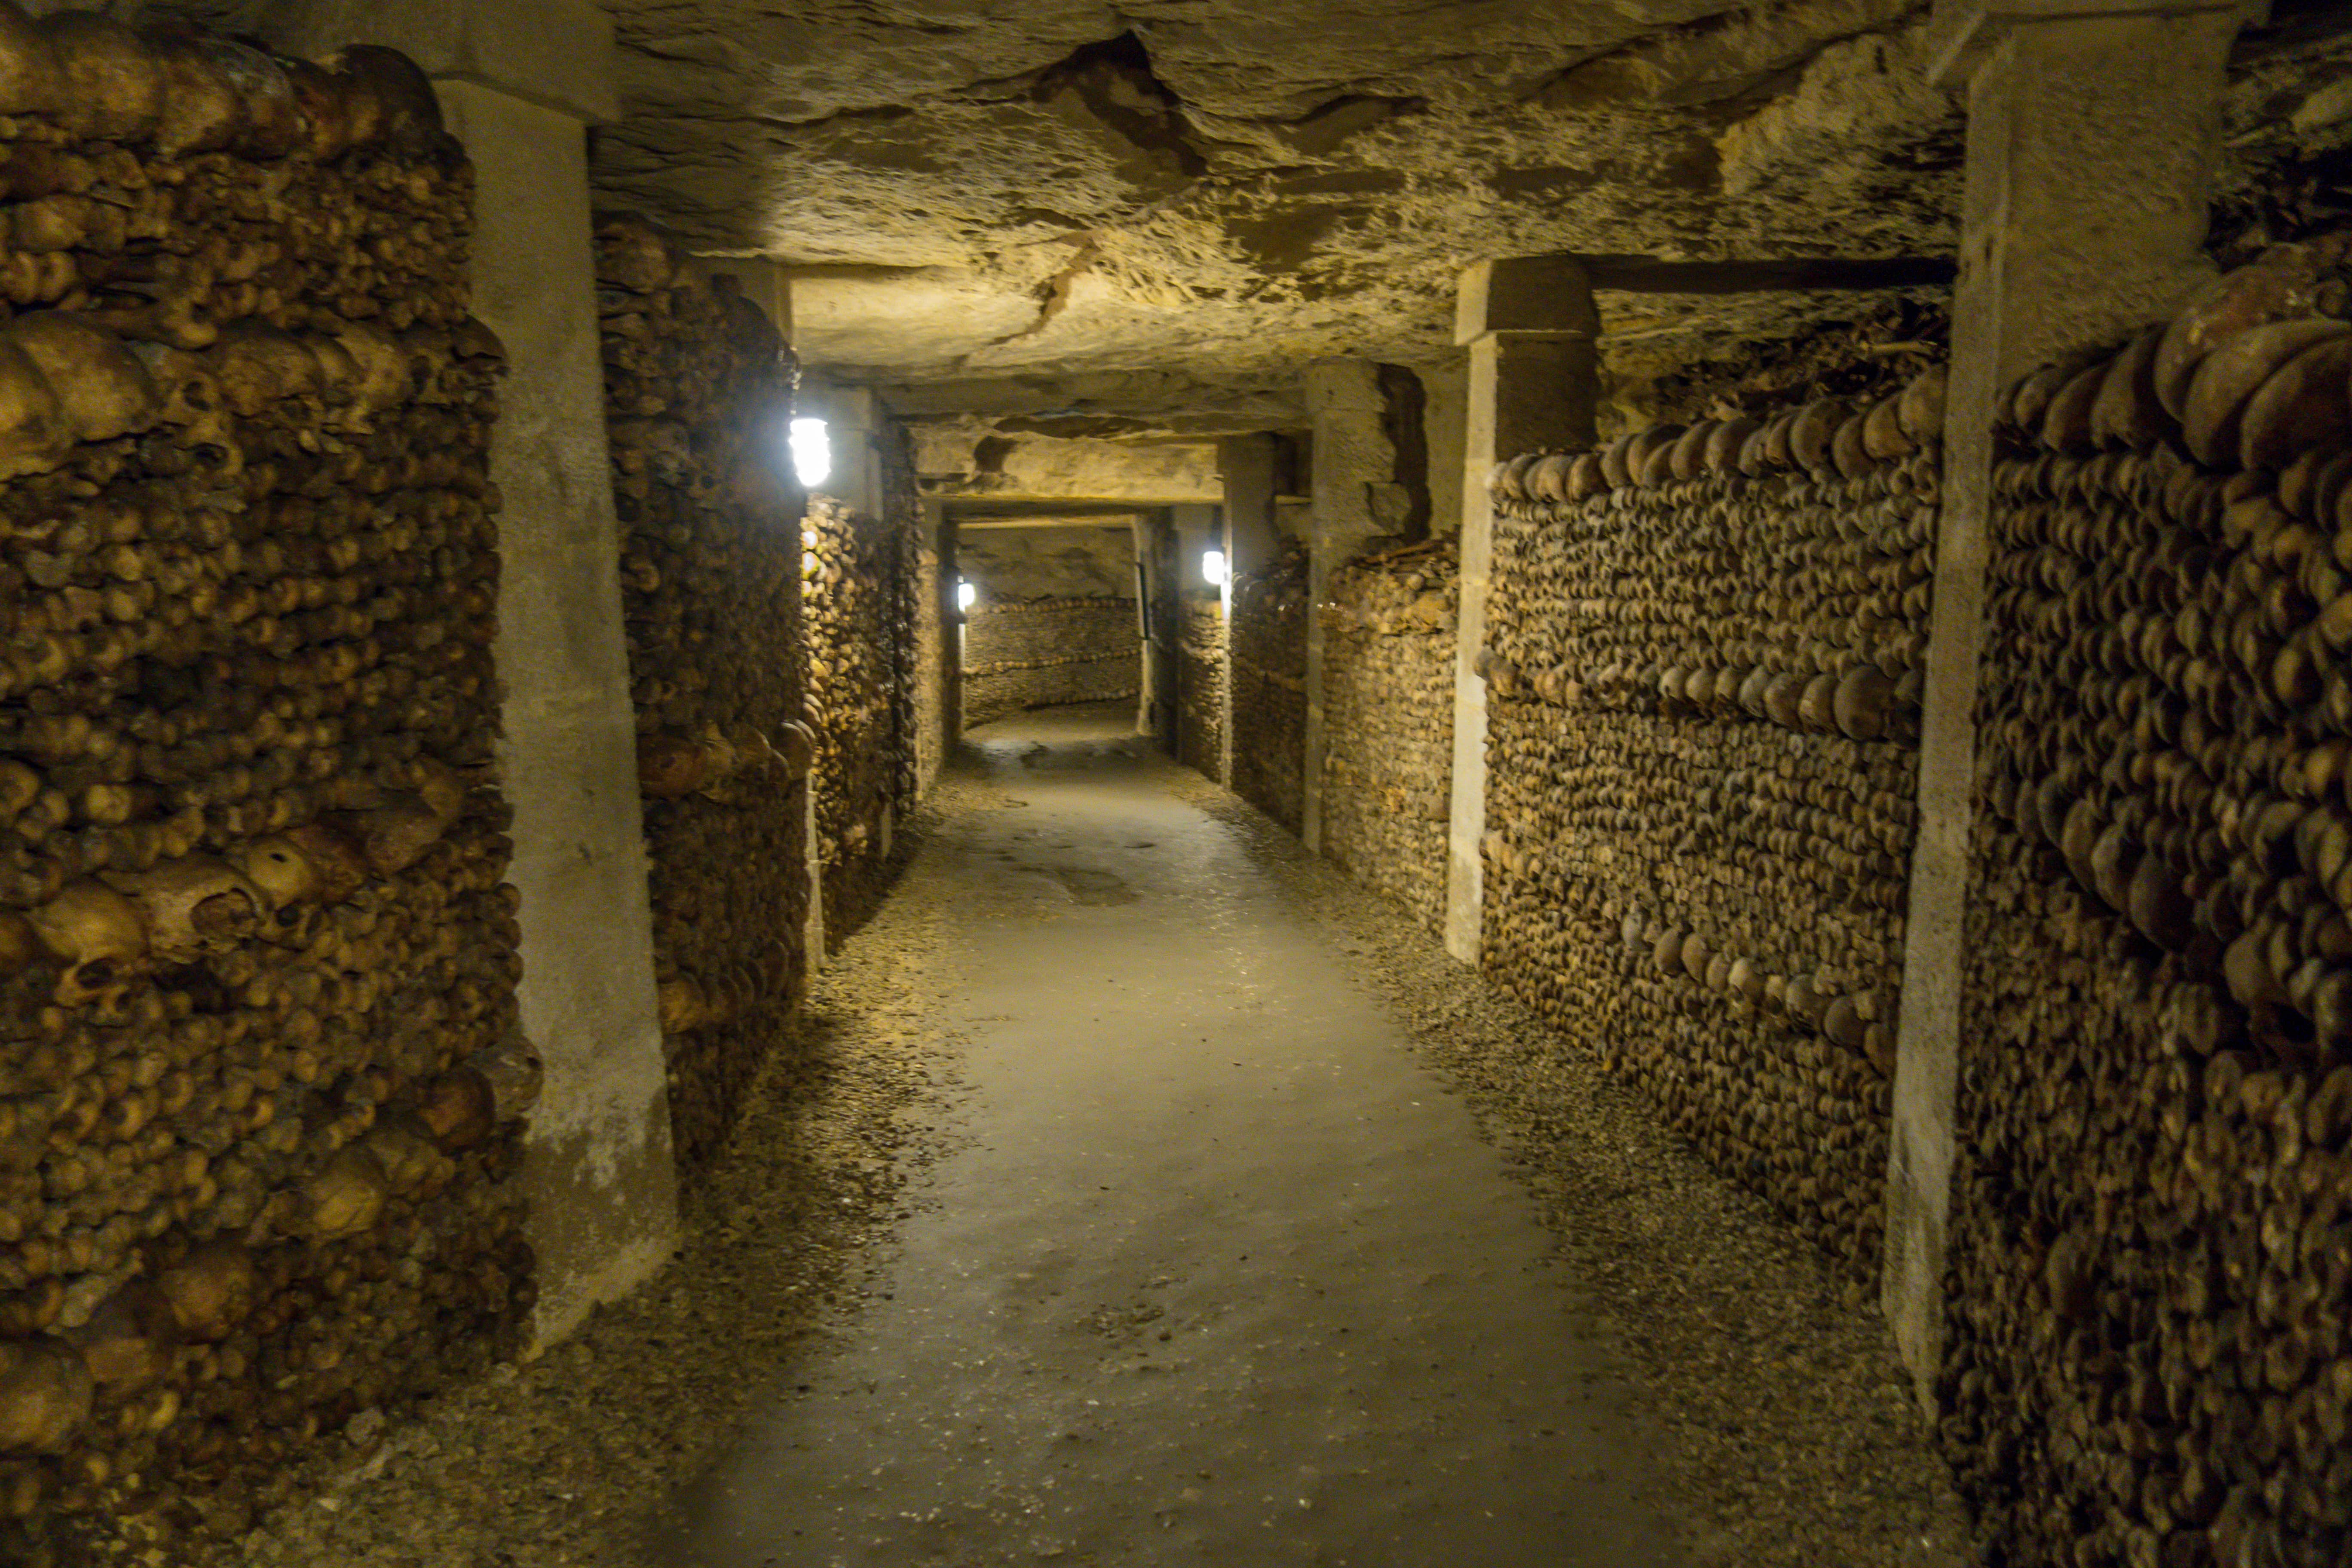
xmin=1176 ymin=595 xmax=1225 ymax=781
xmin=1229 ymin=541 xmax=1309 ymax=834
xmin=598 ymin=218 xmax=808 ymax=1177
xmin=1480 ymin=368 xmax=1945 ymax=1277
xmin=803 ymin=475 xmax=921 ymax=943
xmin=0 ymin=15 xmax=535 ymax=1561
xmin=961 ymin=598 xmax=1140 ymax=729
xmin=1318 ymin=540 xmax=1457 ymax=934
xmin=1940 ymin=239 xmax=2352 ymax=1568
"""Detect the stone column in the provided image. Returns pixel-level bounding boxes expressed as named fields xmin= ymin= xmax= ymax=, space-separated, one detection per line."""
xmin=1301 ymin=361 xmax=1402 ymax=854
xmin=263 ymin=0 xmax=678 ymax=1345
xmin=925 ymin=499 xmax=960 ymax=774
xmin=1440 ymin=258 xmax=1599 ymax=965
xmin=1217 ymin=435 xmax=1280 ymax=788
xmin=1883 ymin=0 xmax=2239 ymax=1407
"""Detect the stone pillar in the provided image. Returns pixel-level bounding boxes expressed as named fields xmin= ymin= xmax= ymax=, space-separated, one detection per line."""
xmin=1301 ymin=360 xmax=1402 ymax=854
xmin=807 ymin=382 xmax=883 ymax=519
xmin=1883 ymin=0 xmax=2239 ymax=1408
xmin=925 ymin=500 xmax=961 ymax=770
xmin=1217 ymin=435 xmax=1280 ymax=788
xmin=1440 ymin=258 xmax=1599 ymax=965
xmin=1421 ymin=354 xmax=1471 ymax=537
xmin=263 ymin=0 xmax=678 ymax=1345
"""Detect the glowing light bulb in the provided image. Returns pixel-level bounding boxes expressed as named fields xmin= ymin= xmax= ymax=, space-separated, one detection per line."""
xmin=957 ymin=580 xmax=977 ymax=612
xmin=790 ymin=417 xmax=831 ymax=487
xmin=1202 ymin=549 xmax=1228 ymax=587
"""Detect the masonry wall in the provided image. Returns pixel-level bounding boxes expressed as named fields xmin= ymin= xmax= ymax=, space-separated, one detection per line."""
xmin=1320 ymin=541 xmax=1456 ymax=933
xmin=0 ymin=30 xmax=535 ymax=1561
xmin=1229 ymin=542 xmax=1309 ymax=833
xmin=598 ymin=221 xmax=806 ymax=1178
xmin=1939 ymin=241 xmax=2352 ymax=1568
xmin=1480 ymin=370 xmax=1943 ymax=1278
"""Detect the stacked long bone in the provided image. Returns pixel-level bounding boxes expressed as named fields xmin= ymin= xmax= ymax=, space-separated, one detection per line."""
xmin=1943 ymin=236 xmax=2352 ymax=1568
xmin=598 ymin=217 xmax=812 ymax=1174
xmin=1479 ymin=362 xmax=1945 ymax=1271
xmin=0 ymin=10 xmax=536 ymax=1559
xmin=1319 ymin=539 xmax=1457 ymax=933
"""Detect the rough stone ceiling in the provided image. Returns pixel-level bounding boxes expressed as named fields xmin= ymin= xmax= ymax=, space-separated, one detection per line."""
xmin=594 ymin=0 xmax=1966 ymax=431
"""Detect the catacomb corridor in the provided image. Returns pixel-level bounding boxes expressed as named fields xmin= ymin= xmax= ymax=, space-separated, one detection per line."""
xmin=0 ymin=1 xmax=2348 ymax=1565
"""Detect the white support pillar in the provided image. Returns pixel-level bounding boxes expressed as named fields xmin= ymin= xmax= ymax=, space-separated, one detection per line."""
xmin=1216 ymin=436 xmax=1280 ymax=789
xmin=1301 ymin=361 xmax=1400 ymax=854
xmin=1441 ymin=257 xmax=1599 ymax=965
xmin=1882 ymin=0 xmax=2240 ymax=1407
xmin=264 ymin=0 xmax=678 ymax=1345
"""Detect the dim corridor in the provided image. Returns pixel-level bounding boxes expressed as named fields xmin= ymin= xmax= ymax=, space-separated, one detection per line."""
xmin=656 ymin=701 xmax=1687 ymax=1567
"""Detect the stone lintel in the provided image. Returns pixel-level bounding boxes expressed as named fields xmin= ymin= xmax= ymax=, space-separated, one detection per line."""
xmin=1455 ymin=256 xmax=1599 ymax=347
xmin=1925 ymin=0 xmax=2248 ymax=87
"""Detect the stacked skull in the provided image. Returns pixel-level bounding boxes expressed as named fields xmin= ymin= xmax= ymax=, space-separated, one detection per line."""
xmin=1480 ymin=364 xmax=1946 ymax=1278
xmin=1230 ymin=540 xmax=1310 ymax=834
xmin=0 ymin=11 xmax=533 ymax=1560
xmin=961 ymin=595 xmax=1139 ymax=729
xmin=1942 ymin=236 xmax=2352 ymax=1568
xmin=1319 ymin=539 xmax=1458 ymax=933
xmin=597 ymin=218 xmax=808 ymax=1176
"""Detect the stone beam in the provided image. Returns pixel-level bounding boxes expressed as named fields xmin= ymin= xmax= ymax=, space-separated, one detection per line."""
xmin=1883 ymin=0 xmax=2240 ymax=1411
xmin=1442 ymin=257 xmax=1599 ymax=965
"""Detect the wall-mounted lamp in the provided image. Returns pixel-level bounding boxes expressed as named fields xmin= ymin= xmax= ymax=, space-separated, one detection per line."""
xmin=790 ymin=416 xmax=831 ymax=488
xmin=1202 ymin=549 xmax=1228 ymax=587
xmin=956 ymin=579 xmax=977 ymax=612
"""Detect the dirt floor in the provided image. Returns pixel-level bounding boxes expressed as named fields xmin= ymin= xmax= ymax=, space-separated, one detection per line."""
xmin=225 ymin=701 xmax=1976 ymax=1568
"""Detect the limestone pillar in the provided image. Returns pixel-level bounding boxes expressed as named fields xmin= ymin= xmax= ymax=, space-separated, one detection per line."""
xmin=1883 ymin=0 xmax=2240 ymax=1406
xmin=1216 ymin=436 xmax=1280 ymax=788
xmin=1302 ymin=361 xmax=1403 ymax=853
xmin=1440 ymin=258 xmax=1599 ymax=965
xmin=262 ymin=0 xmax=677 ymax=1344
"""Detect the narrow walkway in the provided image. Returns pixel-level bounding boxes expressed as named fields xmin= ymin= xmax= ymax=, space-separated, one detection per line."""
xmin=658 ymin=703 xmax=1687 ymax=1565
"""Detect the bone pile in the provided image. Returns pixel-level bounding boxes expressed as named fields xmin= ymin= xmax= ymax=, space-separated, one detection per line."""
xmin=1481 ymin=366 xmax=1945 ymax=1275
xmin=961 ymin=595 xmax=1139 ymax=729
xmin=1943 ymin=238 xmax=2352 ymax=1568
xmin=598 ymin=220 xmax=808 ymax=1175
xmin=1319 ymin=539 xmax=1457 ymax=934
xmin=802 ymin=495 xmax=912 ymax=937
xmin=1229 ymin=542 xmax=1310 ymax=834
xmin=1177 ymin=596 xmax=1225 ymax=779
xmin=0 ymin=14 xmax=532 ymax=1560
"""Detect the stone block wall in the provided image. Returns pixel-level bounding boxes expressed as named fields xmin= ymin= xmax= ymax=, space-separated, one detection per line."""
xmin=598 ymin=220 xmax=806 ymax=1178
xmin=1480 ymin=369 xmax=1944 ymax=1277
xmin=962 ymin=598 xmax=1139 ymax=729
xmin=1319 ymin=542 xmax=1456 ymax=934
xmin=1177 ymin=597 xmax=1225 ymax=780
xmin=1230 ymin=542 xmax=1309 ymax=833
xmin=0 ymin=26 xmax=536 ymax=1561
xmin=1939 ymin=241 xmax=2352 ymax=1568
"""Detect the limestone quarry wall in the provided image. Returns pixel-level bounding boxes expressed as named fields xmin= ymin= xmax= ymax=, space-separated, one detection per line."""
xmin=1319 ymin=542 xmax=1456 ymax=934
xmin=1939 ymin=240 xmax=2352 ymax=1568
xmin=1480 ymin=369 xmax=1944 ymax=1280
xmin=598 ymin=222 xmax=807 ymax=1178
xmin=1229 ymin=542 xmax=1309 ymax=834
xmin=1177 ymin=597 xmax=1225 ymax=781
xmin=0 ymin=24 xmax=536 ymax=1562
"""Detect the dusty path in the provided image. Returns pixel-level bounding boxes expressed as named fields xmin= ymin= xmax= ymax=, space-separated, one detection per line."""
xmin=655 ymin=703 xmax=1685 ymax=1566
xmin=229 ymin=701 xmax=1969 ymax=1568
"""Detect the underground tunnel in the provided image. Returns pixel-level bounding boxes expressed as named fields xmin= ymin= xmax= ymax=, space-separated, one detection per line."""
xmin=0 ymin=0 xmax=2347 ymax=1564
